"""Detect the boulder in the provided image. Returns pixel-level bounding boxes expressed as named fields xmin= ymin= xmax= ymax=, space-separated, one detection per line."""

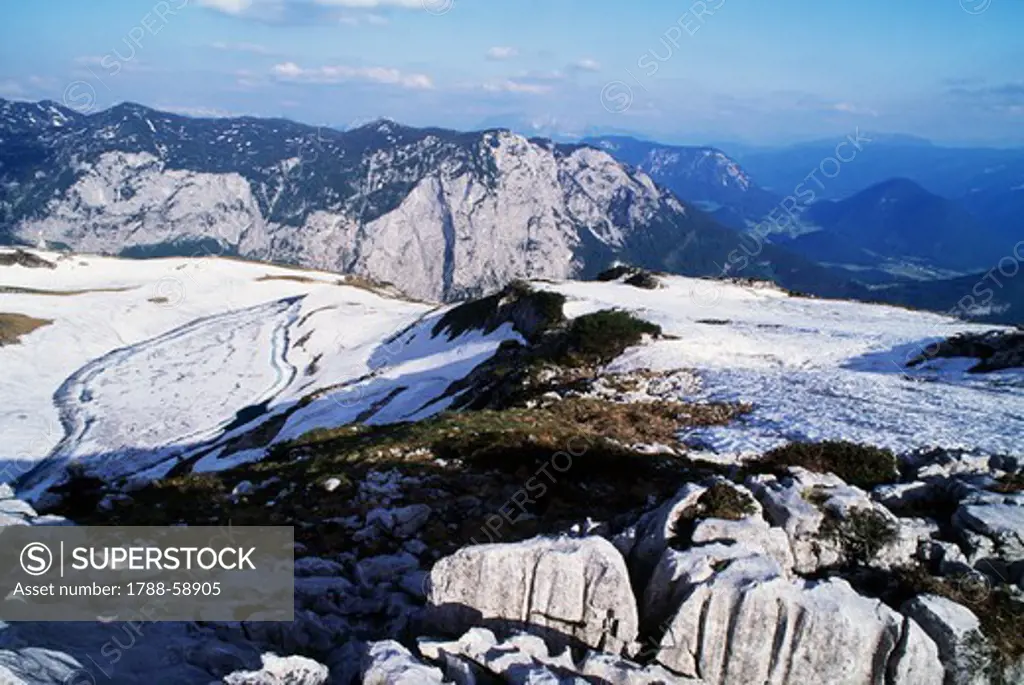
xmin=654 ymin=558 xmax=944 ymax=684
xmin=426 ymin=536 xmax=639 ymax=656
xmin=222 ymin=653 xmax=330 ymax=685
xmin=418 ymin=628 xmax=700 ymax=685
xmin=613 ymin=483 xmax=706 ymax=586
xmin=748 ymin=470 xmax=926 ymax=572
xmin=953 ymin=503 xmax=1024 ymax=562
xmin=903 ymin=594 xmax=993 ymax=685
xmin=361 ymin=641 xmax=446 ymax=685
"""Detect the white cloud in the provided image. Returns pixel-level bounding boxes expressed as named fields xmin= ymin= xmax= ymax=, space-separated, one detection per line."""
xmin=337 ymin=12 xmax=389 ymax=24
xmin=313 ymin=0 xmax=428 ymax=7
xmin=572 ymin=58 xmax=601 ymax=72
xmin=159 ymin=105 xmax=239 ymax=118
xmin=483 ymin=79 xmax=552 ymax=95
xmin=211 ymin=41 xmax=275 ymax=55
xmin=829 ymin=102 xmax=878 ymax=117
xmin=197 ymin=0 xmax=254 ymax=14
xmin=198 ymin=0 xmax=426 ymax=18
xmin=486 ymin=46 xmax=519 ymax=61
xmin=271 ymin=62 xmax=434 ymax=89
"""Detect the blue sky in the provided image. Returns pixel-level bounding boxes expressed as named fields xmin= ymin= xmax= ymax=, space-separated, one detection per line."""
xmin=1 ymin=0 xmax=1022 ymax=146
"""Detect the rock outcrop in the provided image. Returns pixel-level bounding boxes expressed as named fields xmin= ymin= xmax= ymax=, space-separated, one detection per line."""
xmin=425 ymin=536 xmax=640 ymax=656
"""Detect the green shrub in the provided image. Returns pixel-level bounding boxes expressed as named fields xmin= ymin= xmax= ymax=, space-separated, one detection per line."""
xmin=433 ymin=281 xmax=566 ymax=342
xmin=761 ymin=441 xmax=898 ymax=489
xmin=624 ymin=271 xmax=660 ymax=290
xmin=694 ymin=482 xmax=757 ymax=520
xmin=563 ymin=310 xmax=661 ymax=365
xmin=821 ymin=507 xmax=898 ymax=564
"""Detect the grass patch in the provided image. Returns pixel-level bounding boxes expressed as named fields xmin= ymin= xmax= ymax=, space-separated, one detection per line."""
xmin=760 ymin=441 xmax=898 ymax=490
xmin=562 ymin=310 xmax=661 ymax=366
xmin=256 ymin=274 xmax=321 ymax=284
xmin=288 ymin=397 xmax=739 ymax=471
xmin=0 ymin=285 xmax=135 ymax=297
xmin=50 ymin=397 xmax=745 ymax=558
xmin=0 ymin=312 xmax=52 ymax=345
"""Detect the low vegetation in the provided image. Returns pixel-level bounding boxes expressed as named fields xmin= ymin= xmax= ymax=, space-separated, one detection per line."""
xmin=0 ymin=312 xmax=52 ymax=345
xmin=991 ymin=472 xmax=1024 ymax=494
xmin=0 ymin=285 xmax=135 ymax=296
xmin=562 ymin=309 xmax=661 ymax=365
xmin=0 ymin=249 xmax=55 ymax=269
xmin=760 ymin=440 xmax=898 ymax=489
xmin=256 ymin=274 xmax=321 ymax=284
xmin=52 ymin=396 xmax=745 ymax=556
xmin=433 ymin=281 xmax=566 ymax=342
xmin=670 ymin=482 xmax=757 ymax=547
xmin=820 ymin=507 xmax=899 ymax=565
xmin=595 ymin=265 xmax=661 ymax=290
xmin=692 ymin=482 xmax=757 ymax=520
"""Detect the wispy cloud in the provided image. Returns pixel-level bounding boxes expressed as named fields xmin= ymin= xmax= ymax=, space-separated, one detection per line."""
xmin=827 ymin=102 xmax=878 ymax=117
xmin=482 ymin=79 xmax=553 ymax=95
xmin=571 ymin=58 xmax=600 ymax=72
xmin=158 ymin=104 xmax=240 ymax=118
xmin=211 ymin=41 xmax=276 ymax=55
xmin=337 ymin=12 xmax=389 ymax=25
xmin=197 ymin=0 xmax=253 ymax=14
xmin=486 ymin=46 xmax=519 ymax=61
xmin=198 ymin=0 xmax=436 ymax=19
xmin=272 ymin=62 xmax=434 ymax=89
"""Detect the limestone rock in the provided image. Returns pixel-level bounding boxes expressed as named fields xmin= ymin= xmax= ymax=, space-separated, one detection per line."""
xmin=361 ymin=641 xmax=447 ymax=685
xmin=903 ymin=594 xmax=993 ymax=685
xmin=953 ymin=503 xmax=1024 ymax=562
xmin=654 ymin=558 xmax=944 ymax=684
xmin=222 ymin=653 xmax=329 ymax=685
xmin=426 ymin=536 xmax=639 ymax=656
xmin=615 ymin=483 xmax=706 ymax=587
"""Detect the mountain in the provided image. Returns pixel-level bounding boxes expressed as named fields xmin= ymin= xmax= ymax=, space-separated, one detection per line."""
xmin=960 ymin=186 xmax=1024 ymax=247
xmin=778 ymin=178 xmax=1007 ymax=276
xmin=583 ymin=135 xmax=783 ymax=231
xmin=0 ymin=98 xmax=856 ymax=302
xmin=734 ymin=135 xmax=1024 ymax=201
xmin=874 ymin=270 xmax=1024 ymax=326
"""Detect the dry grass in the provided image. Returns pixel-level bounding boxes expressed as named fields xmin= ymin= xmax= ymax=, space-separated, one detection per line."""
xmin=256 ymin=274 xmax=322 ymax=284
xmin=0 ymin=285 xmax=135 ymax=297
xmin=0 ymin=312 xmax=52 ymax=345
xmin=991 ymin=473 xmax=1024 ymax=494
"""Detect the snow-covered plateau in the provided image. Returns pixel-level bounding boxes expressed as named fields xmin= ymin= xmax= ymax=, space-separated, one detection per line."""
xmin=2 ymin=248 xmax=1021 ymax=492
xmin=2 ymin=249 xmax=1024 ymax=685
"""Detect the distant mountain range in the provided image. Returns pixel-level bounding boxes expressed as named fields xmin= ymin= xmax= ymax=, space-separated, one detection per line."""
xmin=1 ymin=98 xmax=1021 ymax=323
xmin=582 ymin=135 xmax=782 ymax=229
xmin=0 ymin=98 xmax=855 ymax=302
xmin=780 ymin=178 xmax=1008 ymax=275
